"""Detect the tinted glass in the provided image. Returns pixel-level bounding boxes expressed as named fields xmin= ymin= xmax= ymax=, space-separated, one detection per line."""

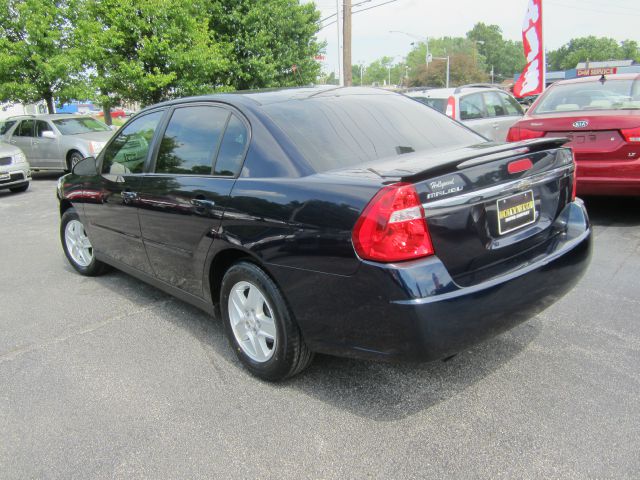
xmin=53 ymin=117 xmax=110 ymax=135
xmin=0 ymin=120 xmax=16 ymax=135
xmin=16 ymin=120 xmax=35 ymax=137
xmin=459 ymin=94 xmax=484 ymax=120
xmin=411 ymin=97 xmax=447 ymax=113
xmin=214 ymin=114 xmax=248 ymax=176
xmin=532 ymin=79 xmax=640 ymax=113
xmin=102 ymin=111 xmax=163 ymax=175
xmin=156 ymin=106 xmax=228 ymax=175
xmin=500 ymin=92 xmax=524 ymax=115
xmin=35 ymin=121 xmax=53 ymax=137
xmin=264 ymin=94 xmax=482 ymax=173
xmin=483 ymin=92 xmax=507 ymax=117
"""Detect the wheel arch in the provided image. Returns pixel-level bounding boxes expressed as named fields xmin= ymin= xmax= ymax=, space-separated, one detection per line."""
xmin=59 ymin=198 xmax=73 ymax=216
xmin=65 ymin=149 xmax=84 ymax=170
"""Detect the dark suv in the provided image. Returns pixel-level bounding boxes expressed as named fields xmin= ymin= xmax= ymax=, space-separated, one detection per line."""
xmin=58 ymin=87 xmax=591 ymax=380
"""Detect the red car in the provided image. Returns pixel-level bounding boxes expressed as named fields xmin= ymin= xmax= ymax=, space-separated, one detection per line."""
xmin=96 ymin=108 xmax=127 ymax=119
xmin=507 ymin=74 xmax=640 ymax=196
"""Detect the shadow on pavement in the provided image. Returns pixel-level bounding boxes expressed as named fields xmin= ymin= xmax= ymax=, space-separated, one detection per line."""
xmin=582 ymin=196 xmax=640 ymax=228
xmin=85 ymin=263 xmax=540 ymax=422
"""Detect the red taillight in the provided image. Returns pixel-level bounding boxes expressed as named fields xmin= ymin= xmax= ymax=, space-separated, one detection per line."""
xmin=507 ymin=127 xmax=545 ymax=142
xmin=621 ymin=126 xmax=640 ymax=143
xmin=445 ymin=96 xmax=456 ymax=118
xmin=352 ymin=183 xmax=434 ymax=263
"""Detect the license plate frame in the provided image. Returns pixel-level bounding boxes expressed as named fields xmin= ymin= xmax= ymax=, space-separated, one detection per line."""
xmin=497 ymin=190 xmax=536 ymax=235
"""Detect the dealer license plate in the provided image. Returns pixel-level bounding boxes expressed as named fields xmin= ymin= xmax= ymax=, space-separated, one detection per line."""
xmin=497 ymin=190 xmax=536 ymax=235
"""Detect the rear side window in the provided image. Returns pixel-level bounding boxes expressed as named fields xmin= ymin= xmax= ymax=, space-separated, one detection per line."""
xmin=214 ymin=114 xmax=248 ymax=176
xmin=102 ymin=111 xmax=163 ymax=175
xmin=155 ymin=106 xmax=229 ymax=175
xmin=15 ymin=120 xmax=35 ymax=137
xmin=263 ymin=94 xmax=482 ymax=173
xmin=483 ymin=92 xmax=507 ymax=117
xmin=459 ymin=94 xmax=484 ymax=120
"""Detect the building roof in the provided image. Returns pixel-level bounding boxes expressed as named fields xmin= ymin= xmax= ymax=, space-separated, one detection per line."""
xmin=575 ymin=60 xmax=634 ymax=69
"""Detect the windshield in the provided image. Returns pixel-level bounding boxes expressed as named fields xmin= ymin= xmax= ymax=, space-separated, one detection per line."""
xmin=52 ymin=117 xmax=110 ymax=135
xmin=263 ymin=94 xmax=482 ymax=173
xmin=532 ymin=79 xmax=640 ymax=114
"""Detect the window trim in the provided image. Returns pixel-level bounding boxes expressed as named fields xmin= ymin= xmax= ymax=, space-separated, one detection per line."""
xmin=145 ymin=101 xmax=252 ymax=179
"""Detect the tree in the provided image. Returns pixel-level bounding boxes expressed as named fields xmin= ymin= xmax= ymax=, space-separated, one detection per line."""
xmin=207 ymin=0 xmax=323 ymax=89
xmin=547 ymin=36 xmax=640 ymax=71
xmin=75 ymin=0 xmax=232 ymax=124
xmin=0 ymin=0 xmax=83 ymax=113
xmin=466 ymin=23 xmax=525 ymax=82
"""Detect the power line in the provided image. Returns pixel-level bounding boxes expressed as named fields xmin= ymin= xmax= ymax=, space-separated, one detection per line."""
xmin=318 ymin=0 xmax=401 ymax=30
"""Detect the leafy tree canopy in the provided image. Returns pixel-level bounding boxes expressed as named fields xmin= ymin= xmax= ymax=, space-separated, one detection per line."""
xmin=547 ymin=36 xmax=640 ymax=71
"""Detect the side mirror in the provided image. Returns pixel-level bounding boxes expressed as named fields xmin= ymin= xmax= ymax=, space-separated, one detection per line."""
xmin=41 ymin=130 xmax=56 ymax=140
xmin=72 ymin=156 xmax=98 ymax=176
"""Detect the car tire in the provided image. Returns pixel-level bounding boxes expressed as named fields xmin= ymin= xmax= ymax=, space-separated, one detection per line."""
xmin=220 ymin=261 xmax=314 ymax=381
xmin=67 ymin=151 xmax=84 ymax=172
xmin=9 ymin=182 xmax=29 ymax=193
xmin=60 ymin=207 xmax=109 ymax=276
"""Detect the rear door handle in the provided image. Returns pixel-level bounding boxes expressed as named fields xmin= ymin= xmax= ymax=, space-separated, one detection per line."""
xmin=191 ymin=198 xmax=215 ymax=209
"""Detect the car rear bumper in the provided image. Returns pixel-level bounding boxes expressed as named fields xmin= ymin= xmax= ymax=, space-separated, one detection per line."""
xmin=274 ymin=199 xmax=592 ymax=362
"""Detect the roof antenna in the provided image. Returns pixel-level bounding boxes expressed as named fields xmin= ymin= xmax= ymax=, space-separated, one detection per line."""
xmin=599 ymin=74 xmax=607 ymax=85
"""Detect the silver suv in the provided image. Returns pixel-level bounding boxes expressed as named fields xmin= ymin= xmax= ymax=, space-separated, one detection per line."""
xmin=0 ymin=140 xmax=30 ymax=193
xmin=0 ymin=114 xmax=115 ymax=171
xmin=406 ymin=85 xmax=524 ymax=142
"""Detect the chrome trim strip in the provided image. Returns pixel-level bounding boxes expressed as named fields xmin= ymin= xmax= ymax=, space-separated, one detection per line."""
xmin=422 ymin=164 xmax=573 ymax=210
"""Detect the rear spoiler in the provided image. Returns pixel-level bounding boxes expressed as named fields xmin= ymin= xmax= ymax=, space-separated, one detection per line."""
xmin=398 ymin=137 xmax=569 ymax=183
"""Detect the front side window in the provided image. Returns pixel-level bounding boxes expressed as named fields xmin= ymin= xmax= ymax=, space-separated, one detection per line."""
xmin=53 ymin=117 xmax=110 ymax=135
xmin=483 ymin=92 xmax=507 ymax=117
xmin=15 ymin=120 xmax=35 ymax=137
xmin=459 ymin=94 xmax=484 ymax=120
xmin=102 ymin=111 xmax=164 ymax=175
xmin=214 ymin=114 xmax=248 ymax=176
xmin=155 ymin=106 xmax=229 ymax=175
xmin=35 ymin=121 xmax=54 ymax=137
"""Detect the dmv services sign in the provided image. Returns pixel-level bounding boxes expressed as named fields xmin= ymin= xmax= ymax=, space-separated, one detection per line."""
xmin=576 ymin=67 xmax=618 ymax=77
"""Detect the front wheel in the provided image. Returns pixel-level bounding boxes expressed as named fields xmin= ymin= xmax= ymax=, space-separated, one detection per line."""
xmin=220 ymin=261 xmax=313 ymax=381
xmin=67 ymin=151 xmax=84 ymax=172
xmin=60 ymin=208 xmax=109 ymax=276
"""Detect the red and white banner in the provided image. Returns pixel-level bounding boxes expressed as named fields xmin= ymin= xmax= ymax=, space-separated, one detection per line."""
xmin=513 ymin=0 xmax=544 ymax=98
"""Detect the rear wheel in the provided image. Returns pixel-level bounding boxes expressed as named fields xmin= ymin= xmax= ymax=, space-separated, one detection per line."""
xmin=9 ymin=182 xmax=29 ymax=193
xmin=60 ymin=208 xmax=109 ymax=276
xmin=220 ymin=261 xmax=313 ymax=381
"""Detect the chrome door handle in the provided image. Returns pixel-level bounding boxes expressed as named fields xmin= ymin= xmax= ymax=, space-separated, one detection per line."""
xmin=191 ymin=198 xmax=215 ymax=209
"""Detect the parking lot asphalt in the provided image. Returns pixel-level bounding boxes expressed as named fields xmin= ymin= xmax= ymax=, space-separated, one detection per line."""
xmin=1 ymin=175 xmax=639 ymax=479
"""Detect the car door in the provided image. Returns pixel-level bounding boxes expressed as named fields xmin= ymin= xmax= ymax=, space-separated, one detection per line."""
xmin=481 ymin=91 xmax=523 ymax=142
xmin=8 ymin=120 xmax=37 ymax=165
xmin=137 ymin=104 xmax=248 ymax=297
xmin=82 ymin=109 xmax=166 ymax=275
xmin=33 ymin=120 xmax=61 ymax=169
xmin=459 ymin=93 xmax=493 ymax=139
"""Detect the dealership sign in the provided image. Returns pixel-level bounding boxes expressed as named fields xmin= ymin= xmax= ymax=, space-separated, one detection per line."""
xmin=513 ymin=0 xmax=544 ymax=98
xmin=576 ymin=67 xmax=618 ymax=77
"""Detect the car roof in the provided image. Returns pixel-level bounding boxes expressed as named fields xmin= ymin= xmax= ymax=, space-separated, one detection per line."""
xmin=551 ymin=73 xmax=640 ymax=86
xmin=4 ymin=114 xmax=87 ymax=121
xmin=405 ymin=85 xmax=506 ymax=99
xmin=136 ymin=86 xmax=399 ymax=115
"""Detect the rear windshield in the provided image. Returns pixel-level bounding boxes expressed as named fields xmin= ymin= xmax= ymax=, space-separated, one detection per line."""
xmin=263 ymin=94 xmax=482 ymax=172
xmin=532 ymin=79 xmax=640 ymax=114
xmin=410 ymin=96 xmax=447 ymax=113
xmin=52 ymin=117 xmax=110 ymax=135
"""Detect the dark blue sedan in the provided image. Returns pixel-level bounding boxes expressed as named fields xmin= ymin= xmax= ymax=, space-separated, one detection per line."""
xmin=57 ymin=87 xmax=591 ymax=380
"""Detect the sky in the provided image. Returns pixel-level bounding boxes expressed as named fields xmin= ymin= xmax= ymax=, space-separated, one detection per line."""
xmin=306 ymin=0 xmax=640 ymax=75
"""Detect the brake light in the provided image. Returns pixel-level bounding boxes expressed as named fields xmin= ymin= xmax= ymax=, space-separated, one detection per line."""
xmin=352 ymin=183 xmax=434 ymax=262
xmin=507 ymin=127 xmax=545 ymax=142
xmin=621 ymin=126 xmax=640 ymax=143
xmin=445 ymin=96 xmax=456 ymax=118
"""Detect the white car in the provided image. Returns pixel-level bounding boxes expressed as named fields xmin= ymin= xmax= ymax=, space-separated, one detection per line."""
xmin=406 ymin=85 xmax=524 ymax=142
xmin=0 ymin=140 xmax=30 ymax=193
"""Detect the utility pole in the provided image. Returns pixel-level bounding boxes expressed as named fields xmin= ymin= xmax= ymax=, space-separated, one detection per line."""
xmin=343 ymin=0 xmax=352 ymax=86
